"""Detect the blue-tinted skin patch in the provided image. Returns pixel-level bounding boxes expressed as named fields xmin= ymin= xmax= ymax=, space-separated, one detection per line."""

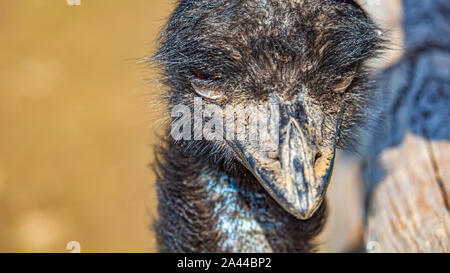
xmin=203 ymin=173 xmax=273 ymax=252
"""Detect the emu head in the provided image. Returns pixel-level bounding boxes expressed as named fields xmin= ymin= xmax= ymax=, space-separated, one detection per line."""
xmin=154 ymin=0 xmax=384 ymax=220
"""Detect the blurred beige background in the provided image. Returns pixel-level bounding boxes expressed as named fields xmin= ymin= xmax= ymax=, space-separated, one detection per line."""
xmin=0 ymin=0 xmax=402 ymax=252
xmin=0 ymin=0 xmax=171 ymax=252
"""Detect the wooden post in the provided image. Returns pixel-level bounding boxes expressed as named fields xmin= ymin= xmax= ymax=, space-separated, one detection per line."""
xmin=363 ymin=0 xmax=450 ymax=252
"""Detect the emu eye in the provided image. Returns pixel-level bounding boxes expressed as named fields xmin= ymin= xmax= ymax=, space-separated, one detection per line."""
xmin=190 ymin=70 xmax=225 ymax=101
xmin=333 ymin=74 xmax=355 ymax=94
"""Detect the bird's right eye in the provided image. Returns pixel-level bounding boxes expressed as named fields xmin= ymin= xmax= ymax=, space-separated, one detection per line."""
xmin=190 ymin=69 xmax=226 ymax=101
xmin=333 ymin=73 xmax=355 ymax=94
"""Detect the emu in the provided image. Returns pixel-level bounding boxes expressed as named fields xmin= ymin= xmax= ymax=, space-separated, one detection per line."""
xmin=152 ymin=0 xmax=384 ymax=252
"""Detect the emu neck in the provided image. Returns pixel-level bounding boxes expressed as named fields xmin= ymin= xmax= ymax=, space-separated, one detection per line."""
xmin=155 ymin=143 xmax=326 ymax=253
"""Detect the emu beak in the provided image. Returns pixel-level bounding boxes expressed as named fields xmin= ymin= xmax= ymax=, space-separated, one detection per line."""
xmin=231 ymin=115 xmax=341 ymax=220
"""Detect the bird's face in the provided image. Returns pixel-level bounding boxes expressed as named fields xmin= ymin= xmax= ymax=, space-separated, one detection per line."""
xmin=156 ymin=0 xmax=383 ymax=219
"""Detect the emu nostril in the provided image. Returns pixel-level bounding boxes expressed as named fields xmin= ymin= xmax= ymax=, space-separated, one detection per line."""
xmin=314 ymin=151 xmax=322 ymax=165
